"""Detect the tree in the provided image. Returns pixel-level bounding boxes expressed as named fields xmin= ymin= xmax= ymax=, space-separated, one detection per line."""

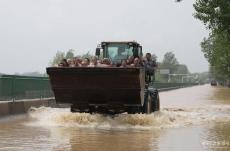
xmin=194 ymin=0 xmax=230 ymax=82
xmin=50 ymin=49 xmax=76 ymax=66
xmin=50 ymin=51 xmax=65 ymax=66
xmin=201 ymin=32 xmax=230 ymax=79
xmin=175 ymin=64 xmax=189 ymax=74
xmin=162 ymin=52 xmax=179 ymax=65
xmin=65 ymin=49 xmax=75 ymax=59
xmin=161 ymin=52 xmax=179 ymax=74
xmin=193 ymin=0 xmax=230 ymax=36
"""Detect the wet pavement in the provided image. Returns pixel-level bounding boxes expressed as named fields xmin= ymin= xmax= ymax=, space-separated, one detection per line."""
xmin=0 ymin=84 xmax=229 ymax=151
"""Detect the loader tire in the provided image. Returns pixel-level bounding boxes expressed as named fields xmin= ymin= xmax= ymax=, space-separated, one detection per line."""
xmin=143 ymin=91 xmax=153 ymax=114
xmin=152 ymin=92 xmax=160 ymax=111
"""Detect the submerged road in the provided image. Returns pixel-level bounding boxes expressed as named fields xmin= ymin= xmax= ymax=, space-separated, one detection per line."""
xmin=0 ymin=85 xmax=230 ymax=151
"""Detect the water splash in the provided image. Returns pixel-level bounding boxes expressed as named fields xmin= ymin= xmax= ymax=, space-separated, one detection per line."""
xmin=26 ymin=106 xmax=230 ymax=130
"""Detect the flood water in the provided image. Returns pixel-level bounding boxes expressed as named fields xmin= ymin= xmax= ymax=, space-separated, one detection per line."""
xmin=0 ymin=85 xmax=230 ymax=151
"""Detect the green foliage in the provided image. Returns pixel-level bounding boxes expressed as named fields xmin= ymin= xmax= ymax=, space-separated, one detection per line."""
xmin=194 ymin=0 xmax=230 ymax=82
xmin=65 ymin=49 xmax=75 ymax=59
xmin=50 ymin=50 xmax=96 ymax=66
xmin=201 ymin=32 xmax=230 ymax=79
xmin=175 ymin=64 xmax=190 ymax=74
xmin=157 ymin=52 xmax=190 ymax=83
xmin=203 ymin=33 xmax=230 ymax=80
xmin=209 ymin=66 xmax=228 ymax=83
xmin=162 ymin=52 xmax=179 ymax=65
xmin=161 ymin=52 xmax=179 ymax=74
xmin=50 ymin=51 xmax=65 ymax=66
xmin=193 ymin=0 xmax=230 ymax=35
xmin=50 ymin=49 xmax=75 ymax=66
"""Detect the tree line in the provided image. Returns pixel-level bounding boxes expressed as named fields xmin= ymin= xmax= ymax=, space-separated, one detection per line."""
xmin=193 ymin=0 xmax=230 ymax=85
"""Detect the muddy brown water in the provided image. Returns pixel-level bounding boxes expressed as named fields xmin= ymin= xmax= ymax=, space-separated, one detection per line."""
xmin=0 ymin=85 xmax=230 ymax=151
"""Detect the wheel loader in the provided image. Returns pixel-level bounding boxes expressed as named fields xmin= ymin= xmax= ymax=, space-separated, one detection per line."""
xmin=46 ymin=41 xmax=160 ymax=114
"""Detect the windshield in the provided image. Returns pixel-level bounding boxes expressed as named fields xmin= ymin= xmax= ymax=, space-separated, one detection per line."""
xmin=105 ymin=43 xmax=134 ymax=61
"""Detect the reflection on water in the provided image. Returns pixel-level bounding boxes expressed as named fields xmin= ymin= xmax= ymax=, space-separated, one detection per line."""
xmin=50 ymin=127 xmax=161 ymax=151
xmin=210 ymin=86 xmax=230 ymax=104
xmin=0 ymin=85 xmax=229 ymax=151
xmin=201 ymin=122 xmax=230 ymax=151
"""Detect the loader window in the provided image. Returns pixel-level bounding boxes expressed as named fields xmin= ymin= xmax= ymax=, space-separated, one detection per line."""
xmin=105 ymin=44 xmax=134 ymax=61
xmin=138 ymin=46 xmax=142 ymax=56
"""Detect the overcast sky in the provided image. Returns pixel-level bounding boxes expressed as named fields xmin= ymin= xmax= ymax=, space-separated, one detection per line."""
xmin=0 ymin=0 xmax=209 ymax=74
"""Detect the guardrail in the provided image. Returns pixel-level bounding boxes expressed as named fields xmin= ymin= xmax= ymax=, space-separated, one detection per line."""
xmin=0 ymin=75 xmax=198 ymax=101
xmin=0 ymin=75 xmax=53 ymax=101
xmin=153 ymin=82 xmax=198 ymax=91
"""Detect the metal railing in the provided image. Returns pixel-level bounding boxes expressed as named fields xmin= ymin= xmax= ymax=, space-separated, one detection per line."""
xmin=0 ymin=75 xmax=53 ymax=101
xmin=153 ymin=82 xmax=198 ymax=90
xmin=0 ymin=74 xmax=198 ymax=101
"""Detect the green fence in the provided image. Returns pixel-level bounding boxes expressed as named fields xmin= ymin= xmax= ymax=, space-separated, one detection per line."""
xmin=0 ymin=75 xmax=53 ymax=101
xmin=0 ymin=74 xmax=198 ymax=101
xmin=153 ymin=82 xmax=198 ymax=90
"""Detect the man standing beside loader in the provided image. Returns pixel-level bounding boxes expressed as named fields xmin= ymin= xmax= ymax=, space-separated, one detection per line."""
xmin=144 ymin=53 xmax=157 ymax=83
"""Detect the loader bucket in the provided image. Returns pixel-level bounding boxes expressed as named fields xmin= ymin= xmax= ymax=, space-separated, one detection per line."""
xmin=46 ymin=67 xmax=145 ymax=112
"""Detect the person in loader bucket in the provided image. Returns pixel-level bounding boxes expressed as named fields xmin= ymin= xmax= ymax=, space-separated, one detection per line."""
xmin=144 ymin=53 xmax=157 ymax=83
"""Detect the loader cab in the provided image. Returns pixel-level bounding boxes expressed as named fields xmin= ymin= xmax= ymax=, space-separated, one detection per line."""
xmin=96 ymin=41 xmax=143 ymax=64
